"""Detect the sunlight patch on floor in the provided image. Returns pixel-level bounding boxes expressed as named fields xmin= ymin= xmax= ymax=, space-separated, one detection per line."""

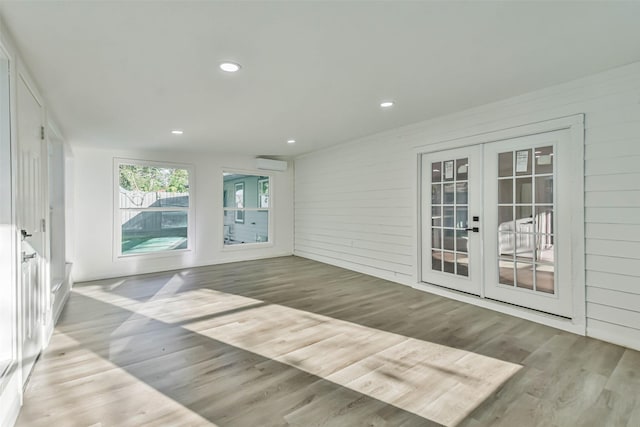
xmin=80 ymin=284 xmax=522 ymax=426
xmin=20 ymin=331 xmax=217 ymax=427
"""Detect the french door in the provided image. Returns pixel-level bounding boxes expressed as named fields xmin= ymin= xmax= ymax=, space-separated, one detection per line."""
xmin=421 ymin=145 xmax=483 ymax=296
xmin=483 ymin=130 xmax=572 ymax=317
xmin=421 ymin=129 xmax=573 ymax=317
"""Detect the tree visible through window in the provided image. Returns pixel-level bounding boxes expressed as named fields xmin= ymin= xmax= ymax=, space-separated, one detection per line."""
xmin=117 ymin=161 xmax=191 ymax=256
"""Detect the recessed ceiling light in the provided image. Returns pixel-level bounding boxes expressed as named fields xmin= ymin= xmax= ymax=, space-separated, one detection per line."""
xmin=220 ymin=62 xmax=241 ymax=73
xmin=380 ymin=101 xmax=394 ymax=108
xmin=171 ymin=130 xmax=184 ymax=135
xmin=287 ymin=139 xmax=296 ymax=144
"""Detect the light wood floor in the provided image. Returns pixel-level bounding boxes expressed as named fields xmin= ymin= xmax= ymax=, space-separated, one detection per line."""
xmin=17 ymin=256 xmax=640 ymax=426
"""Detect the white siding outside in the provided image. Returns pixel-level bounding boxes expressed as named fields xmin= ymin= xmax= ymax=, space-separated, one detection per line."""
xmin=294 ymin=62 xmax=640 ymax=351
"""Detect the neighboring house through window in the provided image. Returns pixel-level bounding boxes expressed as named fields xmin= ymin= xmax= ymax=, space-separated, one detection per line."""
xmin=223 ymin=172 xmax=271 ymax=246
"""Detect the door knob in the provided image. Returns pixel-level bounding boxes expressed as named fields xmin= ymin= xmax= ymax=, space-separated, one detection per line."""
xmin=21 ymin=229 xmax=32 ymax=240
xmin=466 ymin=227 xmax=480 ymax=232
xmin=22 ymin=252 xmax=37 ymax=263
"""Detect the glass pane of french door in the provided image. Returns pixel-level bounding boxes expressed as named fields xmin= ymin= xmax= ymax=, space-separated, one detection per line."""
xmin=497 ymin=145 xmax=555 ymax=294
xmin=430 ymin=158 xmax=470 ymax=277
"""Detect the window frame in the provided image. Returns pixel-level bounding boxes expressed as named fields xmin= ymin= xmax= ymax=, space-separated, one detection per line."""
xmin=113 ymin=158 xmax=195 ymax=259
xmin=222 ymin=169 xmax=273 ymax=250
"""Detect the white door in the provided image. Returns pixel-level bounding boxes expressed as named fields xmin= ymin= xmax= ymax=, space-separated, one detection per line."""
xmin=483 ymin=130 xmax=572 ymax=317
xmin=17 ymin=75 xmax=45 ymax=384
xmin=421 ymin=145 xmax=483 ymax=295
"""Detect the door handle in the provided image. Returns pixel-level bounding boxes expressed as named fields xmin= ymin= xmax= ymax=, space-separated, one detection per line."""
xmin=21 ymin=229 xmax=32 ymax=240
xmin=22 ymin=252 xmax=37 ymax=263
xmin=466 ymin=227 xmax=480 ymax=232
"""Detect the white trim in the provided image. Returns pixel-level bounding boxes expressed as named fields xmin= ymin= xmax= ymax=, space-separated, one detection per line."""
xmin=112 ymin=157 xmax=195 ymax=260
xmin=413 ymin=114 xmax=584 ymax=154
xmin=414 ymin=282 xmax=586 ymax=335
xmin=75 ymin=252 xmax=294 ymax=284
xmin=414 ymin=114 xmax=586 ymax=333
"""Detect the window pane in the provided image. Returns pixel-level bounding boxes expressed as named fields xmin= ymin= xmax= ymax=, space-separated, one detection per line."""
xmin=498 ymin=179 xmax=513 ymax=204
xmin=456 ymin=230 xmax=468 ymax=253
xmin=432 ymin=228 xmax=442 ymax=249
xmin=443 ymin=206 xmax=454 ymax=228
xmin=432 ymin=184 xmax=442 ymax=204
xmin=498 ymin=206 xmax=513 ymax=229
xmin=456 ymin=182 xmax=468 ymax=204
xmin=224 ymin=210 xmax=269 ymax=245
xmin=515 ymin=262 xmax=534 ymax=290
xmin=432 ymin=162 xmax=442 ymax=183
xmin=432 ymin=250 xmax=442 ymax=271
xmin=515 ymin=149 xmax=532 ymax=176
xmin=535 ymin=264 xmax=555 ymax=294
xmin=258 ymin=178 xmax=270 ymax=208
xmin=443 ymin=183 xmax=455 ymax=204
xmin=498 ymin=152 xmax=513 ymax=177
xmin=536 ymin=234 xmax=555 ymax=263
xmin=499 ymin=260 xmax=515 ymax=286
xmin=443 ymin=229 xmax=455 ymax=251
xmin=498 ymin=232 xmax=514 ymax=258
xmin=515 ymin=205 xmax=533 ymax=223
xmin=443 ymin=252 xmax=455 ymax=273
xmin=121 ymin=210 xmax=187 ymax=255
xmin=223 ymin=173 xmax=269 ymax=208
xmin=456 ymin=206 xmax=468 ymax=229
xmin=456 ymin=158 xmax=468 ymax=180
xmin=535 ymin=176 xmax=553 ymax=204
xmin=443 ymin=160 xmax=455 ymax=182
xmin=431 ymin=206 xmax=441 ymax=226
xmin=535 ymin=146 xmax=554 ymax=174
xmin=515 ymin=177 xmax=532 ymax=203
xmin=456 ymin=253 xmax=469 ymax=277
xmin=535 ymin=206 xmax=553 ymax=235
xmin=119 ymin=165 xmax=189 ymax=208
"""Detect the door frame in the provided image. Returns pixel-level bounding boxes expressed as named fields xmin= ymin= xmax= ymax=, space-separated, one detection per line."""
xmin=414 ymin=114 xmax=586 ymax=335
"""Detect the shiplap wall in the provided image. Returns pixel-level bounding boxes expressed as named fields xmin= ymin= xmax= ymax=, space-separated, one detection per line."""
xmin=294 ymin=62 xmax=640 ymax=351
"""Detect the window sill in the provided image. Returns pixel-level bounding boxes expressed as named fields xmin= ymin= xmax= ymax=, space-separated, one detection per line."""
xmin=116 ymin=248 xmax=192 ymax=261
xmin=222 ymin=241 xmax=274 ymax=251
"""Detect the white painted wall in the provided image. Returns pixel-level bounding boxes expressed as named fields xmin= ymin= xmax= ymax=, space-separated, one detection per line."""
xmin=294 ymin=61 xmax=640 ymax=351
xmin=72 ymin=147 xmax=293 ymax=282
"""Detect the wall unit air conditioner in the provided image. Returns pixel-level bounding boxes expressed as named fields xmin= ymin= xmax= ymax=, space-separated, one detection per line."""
xmin=256 ymin=158 xmax=287 ymax=171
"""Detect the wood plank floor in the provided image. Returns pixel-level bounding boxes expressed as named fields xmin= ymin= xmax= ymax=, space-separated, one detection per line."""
xmin=17 ymin=256 xmax=640 ymax=426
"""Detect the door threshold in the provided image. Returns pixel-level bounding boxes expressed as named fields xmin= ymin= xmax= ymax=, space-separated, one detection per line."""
xmin=414 ymin=281 xmax=585 ymax=335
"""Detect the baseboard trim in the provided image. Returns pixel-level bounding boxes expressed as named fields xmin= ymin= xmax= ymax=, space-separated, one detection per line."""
xmin=413 ymin=282 xmax=586 ymax=335
xmin=0 ymin=370 xmax=21 ymax=427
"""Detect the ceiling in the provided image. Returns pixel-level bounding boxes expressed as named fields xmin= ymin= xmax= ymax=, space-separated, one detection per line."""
xmin=1 ymin=1 xmax=639 ymax=157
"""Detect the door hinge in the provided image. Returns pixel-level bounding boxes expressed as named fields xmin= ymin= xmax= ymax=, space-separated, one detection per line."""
xmin=40 ymin=126 xmax=45 ymax=140
xmin=41 ymin=218 xmax=46 ymax=232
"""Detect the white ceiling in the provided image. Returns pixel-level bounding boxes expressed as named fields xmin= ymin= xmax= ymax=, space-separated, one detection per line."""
xmin=1 ymin=1 xmax=640 ymax=157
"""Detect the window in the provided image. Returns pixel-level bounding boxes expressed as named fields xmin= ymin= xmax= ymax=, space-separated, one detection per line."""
xmin=223 ymin=172 xmax=271 ymax=246
xmin=115 ymin=160 xmax=192 ymax=256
